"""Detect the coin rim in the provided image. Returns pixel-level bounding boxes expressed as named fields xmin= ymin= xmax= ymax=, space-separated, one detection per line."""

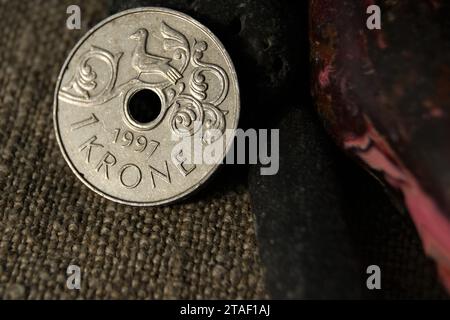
xmin=53 ymin=7 xmax=240 ymax=206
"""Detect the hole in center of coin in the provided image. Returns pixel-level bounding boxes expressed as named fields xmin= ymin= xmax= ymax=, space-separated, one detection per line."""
xmin=127 ymin=89 xmax=162 ymax=124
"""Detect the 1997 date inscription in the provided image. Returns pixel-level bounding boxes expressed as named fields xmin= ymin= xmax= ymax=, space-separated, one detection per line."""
xmin=70 ymin=113 xmax=195 ymax=190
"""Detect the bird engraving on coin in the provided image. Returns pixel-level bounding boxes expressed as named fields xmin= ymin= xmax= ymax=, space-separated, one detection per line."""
xmin=54 ymin=8 xmax=239 ymax=206
xmin=130 ymin=28 xmax=182 ymax=84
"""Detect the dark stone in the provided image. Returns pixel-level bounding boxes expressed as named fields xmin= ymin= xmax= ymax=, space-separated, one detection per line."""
xmin=249 ymin=105 xmax=363 ymax=299
xmin=249 ymin=105 xmax=447 ymax=299
xmin=310 ymin=0 xmax=450 ymax=292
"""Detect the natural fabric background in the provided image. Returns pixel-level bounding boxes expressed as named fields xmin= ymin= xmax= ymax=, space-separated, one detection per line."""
xmin=0 ymin=0 xmax=267 ymax=299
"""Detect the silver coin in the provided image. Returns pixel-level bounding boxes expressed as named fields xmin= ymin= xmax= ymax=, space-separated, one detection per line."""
xmin=54 ymin=7 xmax=239 ymax=206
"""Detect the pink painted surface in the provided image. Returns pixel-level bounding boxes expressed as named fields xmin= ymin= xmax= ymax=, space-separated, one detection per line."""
xmin=344 ymin=118 xmax=450 ymax=291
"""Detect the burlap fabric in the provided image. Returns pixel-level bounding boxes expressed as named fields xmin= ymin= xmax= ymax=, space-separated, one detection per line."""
xmin=0 ymin=0 xmax=267 ymax=299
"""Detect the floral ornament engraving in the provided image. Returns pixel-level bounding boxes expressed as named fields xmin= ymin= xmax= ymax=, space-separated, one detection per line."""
xmin=202 ymin=103 xmax=226 ymax=144
xmin=60 ymin=46 xmax=123 ymax=105
xmin=160 ymin=22 xmax=190 ymax=75
xmin=165 ymin=82 xmax=185 ymax=106
xmin=189 ymin=40 xmax=229 ymax=106
xmin=170 ymin=40 xmax=230 ymax=144
xmin=169 ymin=94 xmax=204 ymax=137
